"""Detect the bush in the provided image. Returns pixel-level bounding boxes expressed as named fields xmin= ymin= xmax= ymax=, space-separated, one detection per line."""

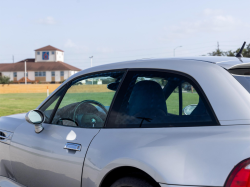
xmin=0 ymin=76 xmax=11 ymax=84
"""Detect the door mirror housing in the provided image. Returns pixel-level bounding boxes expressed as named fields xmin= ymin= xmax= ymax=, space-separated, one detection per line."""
xmin=25 ymin=110 xmax=45 ymax=133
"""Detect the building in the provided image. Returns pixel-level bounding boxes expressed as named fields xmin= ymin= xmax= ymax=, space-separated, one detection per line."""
xmin=0 ymin=45 xmax=81 ymax=83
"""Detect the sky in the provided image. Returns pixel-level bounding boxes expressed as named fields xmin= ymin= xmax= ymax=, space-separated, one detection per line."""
xmin=1 ymin=0 xmax=250 ymax=70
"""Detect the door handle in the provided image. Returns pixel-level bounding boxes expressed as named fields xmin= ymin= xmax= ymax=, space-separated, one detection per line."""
xmin=64 ymin=142 xmax=81 ymax=151
xmin=0 ymin=134 xmax=10 ymax=140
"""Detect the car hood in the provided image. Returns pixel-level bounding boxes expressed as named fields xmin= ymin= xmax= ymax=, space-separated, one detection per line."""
xmin=0 ymin=113 xmax=26 ymax=132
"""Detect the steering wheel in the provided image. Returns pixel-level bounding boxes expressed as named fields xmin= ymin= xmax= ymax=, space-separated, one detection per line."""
xmin=73 ymin=100 xmax=108 ymax=128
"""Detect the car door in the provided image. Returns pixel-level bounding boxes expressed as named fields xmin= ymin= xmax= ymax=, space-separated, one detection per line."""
xmin=10 ymin=70 xmax=126 ymax=187
xmin=82 ymin=69 xmax=219 ymax=186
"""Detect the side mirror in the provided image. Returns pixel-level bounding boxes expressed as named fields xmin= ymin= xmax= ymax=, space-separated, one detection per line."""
xmin=107 ymin=82 xmax=120 ymax=91
xmin=25 ymin=110 xmax=45 ymax=133
xmin=183 ymin=104 xmax=197 ymax=115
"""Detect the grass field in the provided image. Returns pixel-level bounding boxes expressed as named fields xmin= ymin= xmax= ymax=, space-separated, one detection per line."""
xmin=0 ymin=93 xmax=48 ymax=117
xmin=0 ymin=92 xmax=199 ymax=117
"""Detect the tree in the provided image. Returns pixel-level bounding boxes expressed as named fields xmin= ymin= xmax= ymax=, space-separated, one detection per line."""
xmin=0 ymin=76 xmax=11 ymax=84
xmin=223 ymin=50 xmax=235 ymax=57
xmin=208 ymin=48 xmax=224 ymax=56
xmin=208 ymin=43 xmax=250 ymax=57
xmin=235 ymin=43 xmax=250 ymax=57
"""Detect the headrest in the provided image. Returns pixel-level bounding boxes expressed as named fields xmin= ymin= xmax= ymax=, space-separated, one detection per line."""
xmin=128 ymin=80 xmax=167 ymax=116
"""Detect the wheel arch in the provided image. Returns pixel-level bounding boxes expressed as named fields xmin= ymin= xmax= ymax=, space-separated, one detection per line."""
xmin=99 ymin=166 xmax=161 ymax=187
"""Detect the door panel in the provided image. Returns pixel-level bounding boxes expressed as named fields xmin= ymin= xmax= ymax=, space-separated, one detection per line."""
xmin=10 ymin=122 xmax=100 ymax=187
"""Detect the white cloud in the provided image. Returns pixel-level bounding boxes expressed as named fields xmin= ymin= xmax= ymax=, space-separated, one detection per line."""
xmin=96 ymin=47 xmax=113 ymax=53
xmin=64 ymin=39 xmax=90 ymax=53
xmin=64 ymin=39 xmax=113 ymax=54
xmin=64 ymin=39 xmax=77 ymax=48
xmin=163 ymin=9 xmax=250 ymax=40
xmin=36 ymin=16 xmax=56 ymax=25
xmin=203 ymin=8 xmax=223 ymax=16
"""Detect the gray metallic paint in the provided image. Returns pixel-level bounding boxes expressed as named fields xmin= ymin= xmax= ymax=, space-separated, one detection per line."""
xmin=0 ymin=176 xmax=25 ymax=187
xmin=82 ymin=125 xmax=250 ymax=186
xmin=38 ymin=57 xmax=250 ymax=124
xmin=1 ymin=57 xmax=250 ymax=187
xmin=10 ymin=121 xmax=100 ymax=187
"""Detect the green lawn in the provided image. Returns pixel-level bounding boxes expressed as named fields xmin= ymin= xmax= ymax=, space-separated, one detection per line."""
xmin=0 ymin=92 xmax=199 ymax=117
xmin=0 ymin=93 xmax=48 ymax=117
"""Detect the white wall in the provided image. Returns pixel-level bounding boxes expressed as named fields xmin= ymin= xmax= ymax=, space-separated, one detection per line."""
xmin=46 ymin=71 xmax=51 ymax=82
xmin=64 ymin=71 xmax=70 ymax=80
xmin=56 ymin=51 xmax=64 ymax=62
xmin=2 ymin=72 xmax=13 ymax=81
xmin=17 ymin=72 xmax=24 ymax=80
xmin=55 ymin=71 xmax=60 ymax=82
xmin=28 ymin=71 xmax=35 ymax=81
xmin=69 ymin=71 xmax=78 ymax=77
xmin=35 ymin=51 xmax=57 ymax=62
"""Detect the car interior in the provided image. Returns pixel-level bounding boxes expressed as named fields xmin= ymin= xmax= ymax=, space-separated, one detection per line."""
xmin=41 ymin=71 xmax=214 ymax=128
xmin=114 ymin=74 xmax=214 ymax=128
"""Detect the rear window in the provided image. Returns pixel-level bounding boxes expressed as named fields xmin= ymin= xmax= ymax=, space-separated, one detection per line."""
xmin=229 ymin=68 xmax=250 ymax=93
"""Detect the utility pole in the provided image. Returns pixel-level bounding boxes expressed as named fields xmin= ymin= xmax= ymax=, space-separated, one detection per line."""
xmin=89 ymin=56 xmax=93 ymax=67
xmin=13 ymin=55 xmax=14 ymax=63
xmin=89 ymin=56 xmax=93 ymax=85
xmin=217 ymin=42 xmax=220 ymax=50
xmin=24 ymin=61 xmax=27 ymax=85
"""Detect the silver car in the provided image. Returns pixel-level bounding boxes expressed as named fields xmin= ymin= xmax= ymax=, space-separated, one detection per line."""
xmin=1 ymin=57 xmax=250 ymax=187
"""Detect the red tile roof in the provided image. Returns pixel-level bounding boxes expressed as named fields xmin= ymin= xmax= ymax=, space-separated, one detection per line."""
xmin=16 ymin=58 xmax=35 ymax=63
xmin=0 ymin=61 xmax=81 ymax=72
xmin=13 ymin=77 xmax=37 ymax=83
xmin=34 ymin=45 xmax=64 ymax=52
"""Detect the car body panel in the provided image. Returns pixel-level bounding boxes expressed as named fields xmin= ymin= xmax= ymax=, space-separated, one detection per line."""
xmin=0 ymin=139 xmax=14 ymax=180
xmin=0 ymin=114 xmax=26 ymax=132
xmin=10 ymin=121 xmax=100 ymax=187
xmin=1 ymin=57 xmax=250 ymax=186
xmin=38 ymin=58 xmax=250 ymax=125
xmin=83 ymin=125 xmax=250 ymax=187
xmin=0 ymin=176 xmax=25 ymax=187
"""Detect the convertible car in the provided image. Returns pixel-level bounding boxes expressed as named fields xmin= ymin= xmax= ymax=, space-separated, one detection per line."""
xmin=1 ymin=56 xmax=250 ymax=187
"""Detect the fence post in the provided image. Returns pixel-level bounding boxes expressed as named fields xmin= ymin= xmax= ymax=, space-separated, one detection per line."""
xmin=47 ymin=86 xmax=49 ymax=97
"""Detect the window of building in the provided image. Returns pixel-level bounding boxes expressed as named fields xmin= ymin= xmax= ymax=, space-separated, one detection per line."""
xmin=107 ymin=70 xmax=217 ymax=128
xmin=13 ymin=72 xmax=17 ymax=77
xmin=51 ymin=71 xmax=55 ymax=77
xmin=52 ymin=51 xmax=55 ymax=55
xmin=37 ymin=52 xmax=40 ymax=55
xmin=60 ymin=71 xmax=64 ymax=76
xmin=35 ymin=72 xmax=46 ymax=77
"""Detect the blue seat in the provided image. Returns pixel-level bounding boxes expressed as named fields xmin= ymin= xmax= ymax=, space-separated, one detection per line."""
xmin=128 ymin=80 xmax=168 ymax=118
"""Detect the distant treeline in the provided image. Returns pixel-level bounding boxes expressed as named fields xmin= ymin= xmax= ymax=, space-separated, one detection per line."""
xmin=207 ymin=43 xmax=250 ymax=57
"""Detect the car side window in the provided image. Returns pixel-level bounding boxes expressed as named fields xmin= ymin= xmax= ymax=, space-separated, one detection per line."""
xmin=40 ymin=86 xmax=68 ymax=123
xmin=107 ymin=70 xmax=217 ymax=128
xmin=40 ymin=71 xmax=125 ymax=128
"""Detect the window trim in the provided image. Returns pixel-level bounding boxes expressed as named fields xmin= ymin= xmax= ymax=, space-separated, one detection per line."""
xmin=105 ymin=68 xmax=220 ymax=128
xmin=39 ymin=68 xmax=128 ymax=126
